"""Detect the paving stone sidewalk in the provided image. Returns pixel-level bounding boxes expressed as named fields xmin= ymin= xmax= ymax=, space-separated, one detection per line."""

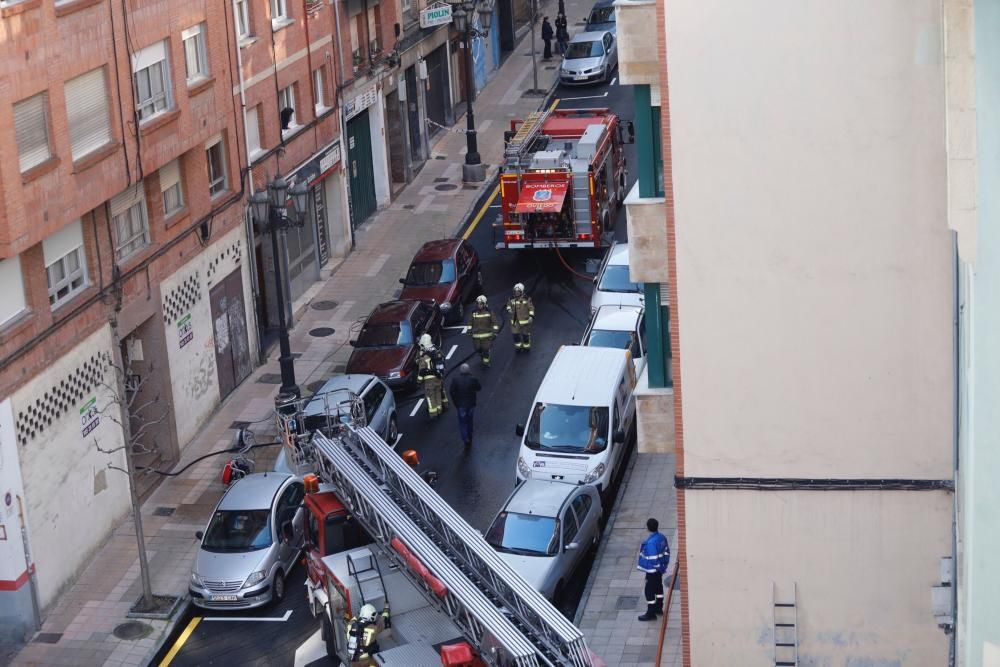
xmin=6 ymin=2 xmax=594 ymax=665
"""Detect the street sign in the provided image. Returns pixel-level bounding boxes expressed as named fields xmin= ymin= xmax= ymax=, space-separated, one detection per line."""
xmin=420 ymin=2 xmax=452 ymax=28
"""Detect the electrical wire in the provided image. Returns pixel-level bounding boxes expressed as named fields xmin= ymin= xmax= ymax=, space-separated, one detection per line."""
xmin=136 ymin=441 xmax=282 ymax=477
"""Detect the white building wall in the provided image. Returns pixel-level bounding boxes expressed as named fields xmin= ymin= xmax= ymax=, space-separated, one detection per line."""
xmin=10 ymin=325 xmax=130 ymax=609
xmin=160 ymin=225 xmax=257 ymax=449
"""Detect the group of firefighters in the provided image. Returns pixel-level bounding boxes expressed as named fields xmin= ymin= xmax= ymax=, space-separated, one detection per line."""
xmin=416 ymin=282 xmax=535 ymax=419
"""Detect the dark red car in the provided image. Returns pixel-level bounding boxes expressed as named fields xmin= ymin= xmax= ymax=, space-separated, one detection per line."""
xmin=399 ymin=239 xmax=482 ymax=323
xmin=346 ymin=300 xmax=443 ymax=391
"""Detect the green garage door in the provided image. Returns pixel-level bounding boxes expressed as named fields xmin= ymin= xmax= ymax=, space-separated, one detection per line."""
xmin=347 ymin=110 xmax=377 ymax=227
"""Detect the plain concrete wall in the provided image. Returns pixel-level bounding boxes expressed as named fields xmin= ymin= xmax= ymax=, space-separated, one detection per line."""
xmin=666 ymin=0 xmax=953 ymax=480
xmin=685 ymin=489 xmax=952 ymax=665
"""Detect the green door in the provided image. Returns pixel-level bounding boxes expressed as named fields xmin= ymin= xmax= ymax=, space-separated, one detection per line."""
xmin=347 ymin=110 xmax=377 ymax=227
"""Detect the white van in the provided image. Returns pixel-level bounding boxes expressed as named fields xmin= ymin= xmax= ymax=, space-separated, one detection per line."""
xmin=515 ymin=346 xmax=636 ymax=497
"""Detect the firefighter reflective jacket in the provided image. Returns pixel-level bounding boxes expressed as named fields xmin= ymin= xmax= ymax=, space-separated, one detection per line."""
xmin=471 ymin=308 xmax=499 ymax=338
xmin=506 ymin=296 xmax=534 ymax=325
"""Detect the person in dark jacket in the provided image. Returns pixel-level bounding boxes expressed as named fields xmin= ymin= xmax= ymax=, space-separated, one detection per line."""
xmin=448 ymin=364 xmax=481 ymax=447
xmin=555 ymin=14 xmax=569 ymax=55
xmin=541 ymin=17 xmax=554 ymax=60
xmin=636 ymin=517 xmax=670 ymax=621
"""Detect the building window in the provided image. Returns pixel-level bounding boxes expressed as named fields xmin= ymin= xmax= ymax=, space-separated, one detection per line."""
xmin=279 ymin=85 xmax=297 ymax=134
xmin=44 ymin=220 xmax=88 ymax=309
xmin=235 ymin=0 xmax=251 ymax=39
xmin=206 ymin=138 xmax=228 ymax=196
xmin=270 ymin=0 xmax=288 ymax=23
xmin=13 ymin=92 xmax=52 ymax=173
xmin=401 ymin=0 xmax=412 ymax=19
xmin=0 ymin=255 xmax=27 ymax=328
xmin=160 ymin=159 xmax=185 ymax=217
xmin=313 ymin=67 xmax=327 ymax=113
xmin=182 ymin=24 xmax=210 ymax=84
xmin=246 ymin=105 xmax=263 ymax=156
xmin=65 ymin=68 xmax=113 ymax=161
xmin=111 ymin=184 xmax=151 ymax=261
xmin=133 ymin=40 xmax=173 ymax=122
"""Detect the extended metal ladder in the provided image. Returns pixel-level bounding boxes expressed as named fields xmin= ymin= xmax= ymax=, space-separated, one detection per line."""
xmin=346 ymin=548 xmax=387 ymax=611
xmin=309 ymin=427 xmax=594 ymax=667
xmin=505 ymin=109 xmax=552 ymax=166
xmin=772 ymin=582 xmax=799 ymax=667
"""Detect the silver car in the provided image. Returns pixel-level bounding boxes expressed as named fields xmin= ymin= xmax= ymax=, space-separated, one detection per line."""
xmin=485 ymin=480 xmax=602 ymax=601
xmin=559 ymin=31 xmax=618 ymax=85
xmin=274 ymin=374 xmax=398 ymax=474
xmin=190 ymin=473 xmax=305 ymax=610
xmin=590 ymin=242 xmax=644 ymax=316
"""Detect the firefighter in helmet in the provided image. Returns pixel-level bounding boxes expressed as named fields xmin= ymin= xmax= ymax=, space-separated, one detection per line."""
xmin=469 ymin=295 xmax=499 ymax=367
xmin=506 ymin=283 xmax=535 ymax=351
xmin=345 ymin=602 xmax=391 ymax=664
xmin=416 ymin=333 xmax=448 ymax=417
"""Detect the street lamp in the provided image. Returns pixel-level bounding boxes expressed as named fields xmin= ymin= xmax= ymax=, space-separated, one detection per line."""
xmin=447 ymin=0 xmax=494 ymax=182
xmin=249 ymin=175 xmax=310 ymax=402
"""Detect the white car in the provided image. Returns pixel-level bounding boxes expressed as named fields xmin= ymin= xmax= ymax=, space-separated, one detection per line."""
xmin=590 ymin=243 xmax=643 ymax=315
xmin=581 ymin=305 xmax=646 ymax=376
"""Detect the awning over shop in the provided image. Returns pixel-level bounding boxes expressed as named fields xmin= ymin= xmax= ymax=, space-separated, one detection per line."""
xmin=513 ymin=181 xmax=570 ymax=214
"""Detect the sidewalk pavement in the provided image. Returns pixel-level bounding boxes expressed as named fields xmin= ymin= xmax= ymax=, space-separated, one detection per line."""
xmin=7 ymin=3 xmax=594 ymax=666
xmin=575 ymin=452 xmax=682 ymax=667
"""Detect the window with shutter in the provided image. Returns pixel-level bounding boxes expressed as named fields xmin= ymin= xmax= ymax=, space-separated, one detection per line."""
xmin=65 ymin=68 xmax=112 ymax=161
xmin=313 ymin=67 xmax=326 ymax=112
xmin=160 ymin=159 xmax=185 ymax=216
xmin=235 ymin=0 xmax=251 ymax=38
xmin=43 ymin=220 xmax=89 ymax=308
xmin=133 ymin=41 xmax=173 ymax=121
xmin=206 ymin=139 xmax=228 ymax=196
xmin=0 ymin=256 xmax=27 ymax=327
xmin=182 ymin=24 xmax=209 ymax=83
xmin=14 ymin=93 xmax=52 ymax=173
xmin=279 ymin=85 xmax=297 ymax=136
xmin=247 ymin=105 xmax=263 ymax=156
xmin=270 ymin=0 xmax=287 ymax=21
xmin=111 ymin=184 xmax=151 ymax=260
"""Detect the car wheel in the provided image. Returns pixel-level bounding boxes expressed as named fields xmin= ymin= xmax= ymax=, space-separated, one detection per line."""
xmin=272 ymin=569 xmax=285 ymax=605
xmin=386 ymin=414 xmax=399 ymax=444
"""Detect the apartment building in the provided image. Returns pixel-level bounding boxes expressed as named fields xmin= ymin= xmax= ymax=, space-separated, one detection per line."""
xmin=620 ymin=0 xmax=955 ymax=664
xmin=0 ymin=0 xmax=252 ymax=641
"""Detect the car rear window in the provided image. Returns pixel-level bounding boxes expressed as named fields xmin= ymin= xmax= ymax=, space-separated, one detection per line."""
xmin=356 ymin=321 xmax=414 ymax=347
xmin=404 ymin=259 xmax=457 ymax=286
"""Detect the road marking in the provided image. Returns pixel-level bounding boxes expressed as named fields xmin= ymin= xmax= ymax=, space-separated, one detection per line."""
xmin=462 ymin=184 xmax=500 ymax=241
xmin=294 ymin=628 xmax=329 ymax=667
xmin=364 ymin=253 xmax=390 ymax=277
xmin=158 ymin=616 xmax=202 ymax=666
xmin=558 ymin=92 xmax=609 ymax=101
xmin=410 ymin=399 xmax=424 ymax=417
xmin=549 ymin=98 xmax=560 ymax=111
xmin=610 ymin=77 xmax=617 ymax=86
xmin=446 ymin=344 xmax=458 ymax=360
xmin=392 ymin=433 xmax=404 ymax=450
xmin=203 ymin=609 xmax=293 ymax=623
xmin=443 ymin=325 xmax=469 ymax=333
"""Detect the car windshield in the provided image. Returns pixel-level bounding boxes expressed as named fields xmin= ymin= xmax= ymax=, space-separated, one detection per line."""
xmin=485 ymin=511 xmax=559 ymax=556
xmin=404 ymin=259 xmax=457 ymax=286
xmin=201 ymin=510 xmax=272 ymax=552
xmin=303 ymin=409 xmax=351 ymax=432
xmin=598 ymin=264 xmax=641 ymax=293
xmin=566 ymin=41 xmax=604 ymax=59
xmin=587 ymin=329 xmax=635 ymax=350
xmin=525 ymin=402 xmax=609 ymax=453
xmin=356 ymin=320 xmax=414 ymax=347
xmin=588 ymin=7 xmax=614 ymax=24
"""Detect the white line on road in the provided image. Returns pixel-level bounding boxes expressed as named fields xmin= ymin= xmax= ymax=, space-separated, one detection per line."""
xmin=364 ymin=254 xmax=390 ymax=277
xmin=446 ymin=344 xmax=458 ymax=360
xmin=294 ymin=629 xmax=328 ymax=667
xmin=203 ymin=610 xmax=293 ymax=623
xmin=610 ymin=77 xmax=617 ymax=86
xmin=392 ymin=433 xmax=404 ymax=450
xmin=410 ymin=399 xmax=424 ymax=417
xmin=559 ymin=92 xmax=609 ymax=101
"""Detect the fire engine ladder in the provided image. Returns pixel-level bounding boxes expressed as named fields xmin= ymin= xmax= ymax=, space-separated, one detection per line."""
xmin=346 ymin=548 xmax=388 ymax=611
xmin=505 ymin=110 xmax=552 ymax=167
xmin=314 ymin=428 xmax=595 ymax=667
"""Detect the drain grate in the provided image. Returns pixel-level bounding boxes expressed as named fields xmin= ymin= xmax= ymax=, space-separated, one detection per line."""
xmin=403 ymin=204 xmax=416 ymax=209
xmin=113 ymin=621 xmax=152 ymax=640
xmin=152 ymin=507 xmax=175 ymax=517
xmin=34 ymin=633 xmax=62 ymax=644
xmin=434 ymin=177 xmax=449 ymax=183
xmin=229 ymin=420 xmax=250 ymax=430
xmin=434 ymin=155 xmax=447 ymax=160
xmin=545 ymin=66 xmax=557 ymax=70
xmin=463 ymin=184 xmax=480 ymax=190
xmin=435 ymin=184 xmax=459 ymax=192
xmin=615 ymin=595 xmax=639 ymax=610
xmin=311 ymin=300 xmax=339 ymax=311
xmin=309 ymin=327 xmax=336 ymax=338
xmin=257 ymin=373 xmax=283 ymax=384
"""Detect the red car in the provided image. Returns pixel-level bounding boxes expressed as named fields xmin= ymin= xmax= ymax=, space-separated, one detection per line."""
xmin=399 ymin=239 xmax=482 ymax=323
xmin=346 ymin=300 xmax=443 ymax=391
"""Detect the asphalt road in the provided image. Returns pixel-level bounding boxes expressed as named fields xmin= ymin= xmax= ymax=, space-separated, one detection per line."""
xmin=156 ymin=73 xmax=635 ymax=667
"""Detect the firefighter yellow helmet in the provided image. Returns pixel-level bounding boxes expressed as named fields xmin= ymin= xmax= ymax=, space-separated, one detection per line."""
xmin=418 ymin=333 xmax=434 ymax=351
xmin=513 ymin=283 xmax=525 ymax=295
xmin=359 ymin=603 xmax=377 ymax=622
xmin=476 ymin=295 xmax=488 ymax=306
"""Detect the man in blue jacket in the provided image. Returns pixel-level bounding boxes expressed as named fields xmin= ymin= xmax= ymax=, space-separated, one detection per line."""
xmin=636 ymin=517 xmax=670 ymax=621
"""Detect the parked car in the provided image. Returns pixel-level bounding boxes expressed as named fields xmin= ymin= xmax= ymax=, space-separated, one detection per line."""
xmin=515 ymin=345 xmax=636 ymax=499
xmin=399 ymin=239 xmax=482 ymax=323
xmin=274 ymin=374 xmax=398 ymax=474
xmin=584 ymin=0 xmax=616 ymax=33
xmin=590 ymin=242 xmax=643 ymax=315
xmin=346 ymin=300 xmax=442 ymax=391
xmin=485 ymin=480 xmax=602 ymax=601
xmin=190 ymin=473 xmax=305 ymax=610
xmin=559 ymin=31 xmax=618 ymax=85
xmin=581 ymin=305 xmax=646 ymax=376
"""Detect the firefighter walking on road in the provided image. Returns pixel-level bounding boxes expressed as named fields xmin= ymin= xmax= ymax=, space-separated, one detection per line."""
xmin=470 ymin=295 xmax=499 ymax=366
xmin=417 ymin=333 xmax=448 ymax=417
xmin=506 ymin=283 xmax=535 ymax=351
xmin=346 ymin=602 xmax=391 ymax=665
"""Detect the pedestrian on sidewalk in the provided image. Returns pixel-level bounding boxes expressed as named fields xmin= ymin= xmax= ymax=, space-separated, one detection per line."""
xmin=469 ymin=295 xmax=499 ymax=367
xmin=541 ymin=17 xmax=554 ymax=60
xmin=449 ymin=363 xmax=481 ymax=447
xmin=555 ymin=14 xmax=569 ymax=56
xmin=636 ymin=517 xmax=670 ymax=621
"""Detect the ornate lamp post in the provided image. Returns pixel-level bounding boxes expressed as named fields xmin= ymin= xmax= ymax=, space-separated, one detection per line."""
xmin=249 ymin=175 xmax=310 ymax=402
xmin=446 ymin=0 xmax=494 ymax=182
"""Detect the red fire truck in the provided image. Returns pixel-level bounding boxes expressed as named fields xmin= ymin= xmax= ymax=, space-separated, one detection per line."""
xmin=496 ymin=108 xmax=630 ymax=250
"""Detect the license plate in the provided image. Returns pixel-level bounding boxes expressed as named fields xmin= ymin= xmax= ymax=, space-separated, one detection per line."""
xmin=575 ymin=75 xmax=588 ymax=81
xmin=211 ymin=595 xmax=238 ymax=602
